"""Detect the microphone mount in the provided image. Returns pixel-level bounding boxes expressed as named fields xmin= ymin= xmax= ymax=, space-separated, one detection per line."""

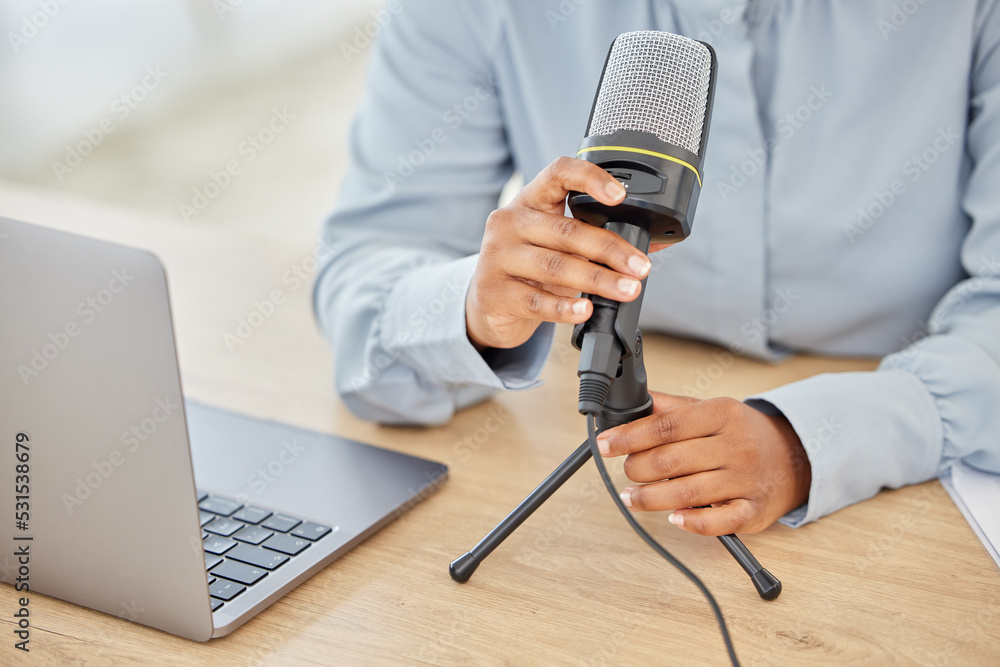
xmin=449 ymin=220 xmax=781 ymax=603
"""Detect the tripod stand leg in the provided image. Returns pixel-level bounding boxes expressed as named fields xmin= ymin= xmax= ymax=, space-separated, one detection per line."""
xmin=717 ymin=534 xmax=782 ymax=600
xmin=450 ymin=440 xmax=592 ymax=583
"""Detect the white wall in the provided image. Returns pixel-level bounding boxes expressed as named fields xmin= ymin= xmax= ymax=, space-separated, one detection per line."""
xmin=0 ymin=0 xmax=382 ymax=173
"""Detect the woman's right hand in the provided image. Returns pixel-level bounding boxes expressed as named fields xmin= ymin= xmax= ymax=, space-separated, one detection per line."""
xmin=465 ymin=156 xmax=655 ymax=350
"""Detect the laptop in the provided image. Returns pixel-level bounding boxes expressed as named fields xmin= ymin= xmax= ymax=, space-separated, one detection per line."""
xmin=0 ymin=217 xmax=448 ymax=641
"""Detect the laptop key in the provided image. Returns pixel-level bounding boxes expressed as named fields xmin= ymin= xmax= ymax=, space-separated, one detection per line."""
xmin=233 ymin=525 xmax=273 ymax=545
xmin=211 ymin=560 xmax=268 ymax=586
xmin=199 ymin=511 xmax=214 ymax=527
xmin=262 ymin=514 xmax=301 ymax=533
xmin=197 ymin=490 xmax=209 ymax=502
xmin=233 ymin=506 xmax=272 ymax=524
xmin=211 ymin=599 xmax=224 ymax=612
xmin=262 ymin=533 xmax=311 ymax=556
xmin=292 ymin=521 xmax=333 ymax=541
xmin=199 ymin=496 xmax=242 ymax=517
xmin=228 ymin=544 xmax=290 ymax=571
xmin=209 ymin=578 xmax=246 ymax=601
xmin=203 ymin=535 xmax=237 ymax=555
xmin=205 ymin=517 xmax=244 ymax=537
xmin=204 ymin=553 xmax=223 ymax=570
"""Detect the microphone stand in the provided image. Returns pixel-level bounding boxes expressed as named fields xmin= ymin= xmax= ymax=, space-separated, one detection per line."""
xmin=450 ymin=311 xmax=781 ymax=601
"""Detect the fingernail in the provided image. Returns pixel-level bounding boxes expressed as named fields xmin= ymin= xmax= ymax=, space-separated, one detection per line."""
xmin=668 ymin=512 xmax=684 ymax=527
xmin=572 ymin=300 xmax=588 ymax=316
xmin=620 ymin=489 xmax=633 ymax=509
xmin=627 ymin=254 xmax=651 ymax=277
xmin=596 ymin=435 xmax=610 ymax=457
xmin=604 ymin=180 xmax=626 ymax=200
xmin=618 ymin=277 xmax=640 ymax=297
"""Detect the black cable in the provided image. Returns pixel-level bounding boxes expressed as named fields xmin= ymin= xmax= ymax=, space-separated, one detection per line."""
xmin=586 ymin=413 xmax=740 ymax=667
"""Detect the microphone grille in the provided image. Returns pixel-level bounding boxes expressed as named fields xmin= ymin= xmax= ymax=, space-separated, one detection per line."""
xmin=587 ymin=31 xmax=713 ymax=156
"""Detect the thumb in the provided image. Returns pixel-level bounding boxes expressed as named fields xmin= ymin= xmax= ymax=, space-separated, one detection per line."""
xmin=650 ymin=391 xmax=699 ymax=413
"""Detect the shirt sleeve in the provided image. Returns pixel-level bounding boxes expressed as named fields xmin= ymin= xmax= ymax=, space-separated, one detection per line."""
xmin=312 ymin=0 xmax=552 ymax=425
xmin=747 ymin=2 xmax=1000 ymax=527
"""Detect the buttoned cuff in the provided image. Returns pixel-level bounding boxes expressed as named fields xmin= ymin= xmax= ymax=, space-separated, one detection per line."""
xmin=379 ymin=253 xmax=554 ymax=391
xmin=745 ymin=370 xmax=943 ymax=528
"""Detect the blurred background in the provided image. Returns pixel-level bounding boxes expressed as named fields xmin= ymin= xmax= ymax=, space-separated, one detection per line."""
xmin=0 ymin=0 xmax=388 ymax=243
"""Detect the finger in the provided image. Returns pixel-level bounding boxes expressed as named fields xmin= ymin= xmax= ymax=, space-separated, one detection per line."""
xmin=620 ymin=471 xmax=733 ymax=513
xmin=649 ymin=243 xmax=672 ymax=253
xmin=597 ymin=400 xmax=724 ymax=457
xmin=513 ymin=245 xmax=642 ymax=303
xmin=503 ymin=279 xmax=593 ymax=324
xmin=516 ymin=210 xmax=651 ymax=280
xmin=520 ymin=156 xmax=627 ymax=210
xmin=622 ymin=436 xmax=725 ymax=484
xmin=649 ymin=392 xmax=699 ymax=413
xmin=668 ymin=500 xmax=759 ymax=536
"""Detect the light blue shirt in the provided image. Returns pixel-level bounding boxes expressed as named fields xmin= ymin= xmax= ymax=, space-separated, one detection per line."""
xmin=314 ymin=0 xmax=1000 ymax=527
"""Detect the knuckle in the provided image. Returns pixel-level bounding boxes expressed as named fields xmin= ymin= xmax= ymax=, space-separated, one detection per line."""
xmin=541 ymin=251 xmax=565 ymax=278
xmin=525 ymin=290 xmax=544 ymax=316
xmin=585 ymin=264 xmax=604 ymax=291
xmin=651 ymin=414 xmax=679 ymax=445
xmin=675 ymin=480 xmax=701 ymax=509
xmin=553 ymin=298 xmax=569 ymax=319
xmin=715 ymin=397 xmax=744 ymax=422
xmin=601 ymin=234 xmax=623 ymax=261
xmin=485 ymin=207 xmax=508 ymax=229
xmin=551 ymin=215 xmax=577 ymax=242
xmin=551 ymin=155 xmax=575 ymax=176
xmin=629 ymin=485 xmax=649 ymax=511
xmin=684 ymin=513 xmax=706 ymax=534
xmin=651 ymin=448 xmax=676 ymax=478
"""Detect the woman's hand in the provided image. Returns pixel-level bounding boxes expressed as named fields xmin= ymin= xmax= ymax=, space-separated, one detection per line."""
xmin=596 ymin=392 xmax=812 ymax=536
xmin=466 ymin=156 xmax=657 ymax=350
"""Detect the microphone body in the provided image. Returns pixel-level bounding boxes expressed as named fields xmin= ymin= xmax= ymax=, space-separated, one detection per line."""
xmin=571 ymin=31 xmax=718 ymax=415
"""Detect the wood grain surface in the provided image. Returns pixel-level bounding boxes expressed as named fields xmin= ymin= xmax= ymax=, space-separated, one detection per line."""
xmin=1 ymin=182 xmax=998 ymax=666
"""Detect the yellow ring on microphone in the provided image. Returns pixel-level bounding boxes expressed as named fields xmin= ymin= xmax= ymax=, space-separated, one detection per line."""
xmin=576 ymin=146 xmax=702 ymax=187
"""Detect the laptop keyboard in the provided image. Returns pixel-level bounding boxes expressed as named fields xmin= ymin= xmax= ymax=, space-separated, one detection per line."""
xmin=197 ymin=490 xmax=333 ymax=612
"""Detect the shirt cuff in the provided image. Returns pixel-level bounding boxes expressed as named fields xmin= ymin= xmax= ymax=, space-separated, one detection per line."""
xmin=745 ymin=369 xmax=943 ymax=528
xmin=378 ymin=253 xmax=553 ymax=391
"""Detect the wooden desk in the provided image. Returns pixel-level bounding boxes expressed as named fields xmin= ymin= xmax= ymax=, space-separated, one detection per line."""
xmin=2 ymin=181 xmax=998 ymax=665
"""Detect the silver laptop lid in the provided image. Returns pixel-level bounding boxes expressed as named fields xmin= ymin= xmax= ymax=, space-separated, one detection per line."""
xmin=0 ymin=217 xmax=213 ymax=640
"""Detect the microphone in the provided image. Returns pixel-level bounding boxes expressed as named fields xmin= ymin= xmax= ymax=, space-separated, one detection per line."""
xmin=570 ymin=30 xmax=717 ymax=415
